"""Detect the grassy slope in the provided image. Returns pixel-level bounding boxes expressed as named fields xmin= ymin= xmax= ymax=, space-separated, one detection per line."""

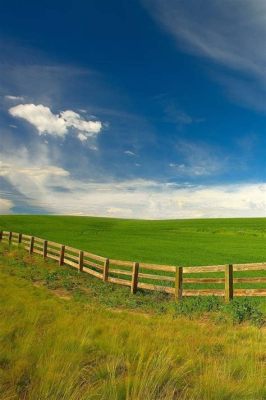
xmin=1 ymin=215 xmax=266 ymax=266
xmin=0 ymin=248 xmax=265 ymax=399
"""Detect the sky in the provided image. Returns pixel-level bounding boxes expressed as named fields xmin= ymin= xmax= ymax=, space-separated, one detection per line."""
xmin=1 ymin=0 xmax=266 ymax=219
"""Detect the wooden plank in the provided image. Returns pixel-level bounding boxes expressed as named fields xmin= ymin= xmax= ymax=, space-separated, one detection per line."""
xmin=83 ymin=259 xmax=104 ymax=270
xmin=131 ymin=262 xmax=139 ymax=294
xmin=33 ymin=248 xmax=43 ymax=256
xmin=108 ymin=277 xmax=132 ymax=287
xmin=34 ymin=236 xmax=44 ymax=243
xmin=11 ymin=232 xmax=19 ymax=237
xmin=175 ymin=266 xmax=183 ymax=301
xmin=109 ymin=259 xmax=133 ymax=268
xmin=59 ymin=245 xmax=65 ymax=266
xmin=83 ymin=267 xmax=103 ymax=279
xmin=64 ymin=252 xmax=79 ymax=261
xmin=21 ymin=236 xmax=31 ymax=242
xmin=183 ymin=289 xmax=225 ymax=297
xmin=46 ymin=246 xmax=60 ymax=255
xmin=138 ymin=282 xmax=174 ymax=294
xmin=43 ymin=240 xmax=48 ymax=258
xmin=234 ymin=289 xmax=266 ymax=297
xmin=32 ymin=242 xmax=44 ymax=250
xmin=63 ymin=258 xmax=79 ymax=269
xmin=103 ymin=258 xmax=109 ymax=282
xmin=64 ymin=245 xmax=80 ymax=254
xmin=138 ymin=272 xmax=174 ymax=282
xmin=29 ymin=236 xmax=34 ymax=254
xmin=46 ymin=253 xmax=60 ymax=261
xmin=225 ymin=264 xmax=233 ymax=302
xmin=184 ymin=277 xmax=225 ymax=283
xmin=47 ymin=240 xmax=62 ymax=248
xmin=21 ymin=234 xmax=32 ymax=239
xmin=233 ymin=263 xmax=266 ymax=272
xmin=79 ymin=251 xmax=84 ymax=272
xmin=234 ymin=277 xmax=266 ymax=283
xmin=109 ymin=268 xmax=132 ymax=277
xmin=83 ymin=251 xmax=106 ymax=262
xmin=183 ymin=265 xmax=226 ymax=273
xmin=139 ymin=262 xmax=176 ymax=273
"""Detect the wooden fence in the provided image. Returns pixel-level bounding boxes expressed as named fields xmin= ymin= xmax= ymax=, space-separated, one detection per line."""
xmin=1 ymin=230 xmax=266 ymax=301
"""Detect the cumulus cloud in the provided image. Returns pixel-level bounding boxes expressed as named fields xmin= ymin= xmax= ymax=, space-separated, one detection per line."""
xmin=9 ymin=103 xmax=102 ymax=141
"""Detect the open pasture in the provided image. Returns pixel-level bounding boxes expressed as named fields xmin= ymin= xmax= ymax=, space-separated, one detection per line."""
xmin=1 ymin=215 xmax=266 ymax=266
xmin=1 ymin=215 xmax=266 ymax=301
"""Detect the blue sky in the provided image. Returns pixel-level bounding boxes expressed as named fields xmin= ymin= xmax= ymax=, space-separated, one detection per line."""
xmin=1 ymin=0 xmax=266 ymax=218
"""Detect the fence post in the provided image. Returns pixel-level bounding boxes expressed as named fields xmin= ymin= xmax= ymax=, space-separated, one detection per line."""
xmin=225 ymin=264 xmax=233 ymax=302
xmin=175 ymin=266 xmax=183 ymax=301
xmin=103 ymin=258 xmax=109 ymax=282
xmin=43 ymin=240 xmax=48 ymax=258
xmin=0 ymin=231 xmax=2 ymax=242
xmin=59 ymin=245 xmax=65 ymax=266
xmin=8 ymin=231 xmax=12 ymax=244
xmin=18 ymin=233 xmax=22 ymax=244
xmin=79 ymin=250 xmax=84 ymax=272
xmin=29 ymin=236 xmax=34 ymax=254
xmin=131 ymin=262 xmax=139 ymax=294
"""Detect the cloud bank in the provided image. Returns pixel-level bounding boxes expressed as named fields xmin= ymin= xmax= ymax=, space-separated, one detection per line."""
xmin=1 ymin=152 xmax=266 ymax=219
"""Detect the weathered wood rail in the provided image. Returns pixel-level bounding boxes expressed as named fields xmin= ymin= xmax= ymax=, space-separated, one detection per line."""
xmin=1 ymin=230 xmax=266 ymax=301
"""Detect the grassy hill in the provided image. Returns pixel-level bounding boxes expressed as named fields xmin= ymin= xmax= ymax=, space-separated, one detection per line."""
xmin=1 ymin=215 xmax=266 ymax=266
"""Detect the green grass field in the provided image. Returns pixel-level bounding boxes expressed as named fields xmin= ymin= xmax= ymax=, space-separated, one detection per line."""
xmin=0 ymin=247 xmax=265 ymax=399
xmin=1 ymin=215 xmax=266 ymax=266
xmin=0 ymin=216 xmax=266 ymax=398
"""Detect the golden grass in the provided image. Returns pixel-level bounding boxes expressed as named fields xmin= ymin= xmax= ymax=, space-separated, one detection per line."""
xmin=0 ymin=263 xmax=265 ymax=400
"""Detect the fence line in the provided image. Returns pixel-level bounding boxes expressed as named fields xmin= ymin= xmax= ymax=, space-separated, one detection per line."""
xmin=1 ymin=230 xmax=266 ymax=301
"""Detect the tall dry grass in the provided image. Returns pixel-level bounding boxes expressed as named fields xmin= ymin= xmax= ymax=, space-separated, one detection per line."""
xmin=0 ymin=266 xmax=265 ymax=399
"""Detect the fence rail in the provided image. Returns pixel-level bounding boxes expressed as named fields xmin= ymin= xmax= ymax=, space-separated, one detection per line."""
xmin=1 ymin=230 xmax=266 ymax=301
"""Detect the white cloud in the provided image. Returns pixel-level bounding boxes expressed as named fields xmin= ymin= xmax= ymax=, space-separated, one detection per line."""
xmin=2 ymin=150 xmax=266 ymax=218
xmin=124 ymin=150 xmax=136 ymax=156
xmin=169 ymin=141 xmax=225 ymax=177
xmin=9 ymin=103 xmax=102 ymax=141
xmin=144 ymin=1 xmax=266 ymax=112
xmin=60 ymin=110 xmax=101 ymax=134
xmin=5 ymin=95 xmax=24 ymax=101
xmin=0 ymin=162 xmax=69 ymax=180
xmin=77 ymin=133 xmax=88 ymax=142
xmin=0 ymin=198 xmax=13 ymax=214
xmin=144 ymin=1 xmax=266 ymax=79
xmin=9 ymin=104 xmax=67 ymax=136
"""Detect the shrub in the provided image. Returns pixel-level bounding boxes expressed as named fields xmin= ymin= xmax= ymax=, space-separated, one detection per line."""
xmin=225 ymin=298 xmax=265 ymax=327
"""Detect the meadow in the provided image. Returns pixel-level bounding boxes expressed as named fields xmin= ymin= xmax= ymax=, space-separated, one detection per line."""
xmin=0 ymin=245 xmax=265 ymax=399
xmin=0 ymin=215 xmax=266 ymax=399
xmin=2 ymin=215 xmax=266 ymax=266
